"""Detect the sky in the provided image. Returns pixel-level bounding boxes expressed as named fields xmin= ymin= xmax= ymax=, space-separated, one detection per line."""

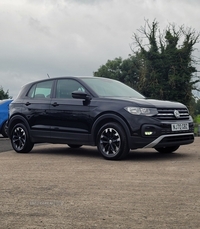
xmin=0 ymin=0 xmax=200 ymax=98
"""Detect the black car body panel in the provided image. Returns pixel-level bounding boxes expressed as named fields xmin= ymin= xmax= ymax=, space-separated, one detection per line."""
xmin=7 ymin=76 xmax=194 ymax=159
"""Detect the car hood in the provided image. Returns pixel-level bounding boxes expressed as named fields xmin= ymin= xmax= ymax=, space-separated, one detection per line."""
xmin=107 ymin=97 xmax=187 ymax=109
xmin=133 ymin=98 xmax=186 ymax=108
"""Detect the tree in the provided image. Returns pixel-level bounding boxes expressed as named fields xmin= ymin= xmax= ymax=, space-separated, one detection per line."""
xmin=0 ymin=86 xmax=9 ymax=99
xmin=94 ymin=55 xmax=141 ymax=90
xmin=94 ymin=20 xmax=200 ymax=112
xmin=132 ymin=19 xmax=200 ymax=109
xmin=194 ymin=99 xmax=200 ymax=115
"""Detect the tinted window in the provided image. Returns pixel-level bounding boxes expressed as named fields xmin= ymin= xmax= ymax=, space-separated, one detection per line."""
xmin=56 ymin=79 xmax=86 ymax=98
xmin=27 ymin=80 xmax=53 ymax=99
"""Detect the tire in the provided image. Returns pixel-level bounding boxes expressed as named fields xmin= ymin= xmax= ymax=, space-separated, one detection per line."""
xmin=155 ymin=146 xmax=180 ymax=153
xmin=68 ymin=144 xmax=82 ymax=148
xmin=1 ymin=122 xmax=8 ymax=138
xmin=97 ymin=122 xmax=129 ymax=160
xmin=10 ymin=123 xmax=34 ymax=153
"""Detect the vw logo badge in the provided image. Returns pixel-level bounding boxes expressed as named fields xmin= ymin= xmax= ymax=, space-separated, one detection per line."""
xmin=174 ymin=110 xmax=180 ymax=119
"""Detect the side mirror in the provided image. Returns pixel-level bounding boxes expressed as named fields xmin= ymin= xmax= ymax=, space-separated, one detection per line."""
xmin=72 ymin=91 xmax=91 ymax=101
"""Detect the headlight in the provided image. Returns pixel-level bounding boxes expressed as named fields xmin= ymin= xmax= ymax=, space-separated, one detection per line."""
xmin=124 ymin=107 xmax=158 ymax=116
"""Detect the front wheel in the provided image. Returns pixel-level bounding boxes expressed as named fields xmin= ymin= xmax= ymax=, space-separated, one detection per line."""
xmin=97 ymin=122 xmax=129 ymax=160
xmin=155 ymin=146 xmax=180 ymax=153
xmin=11 ymin=123 xmax=34 ymax=153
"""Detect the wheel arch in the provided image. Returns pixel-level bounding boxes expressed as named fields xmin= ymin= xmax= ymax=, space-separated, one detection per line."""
xmin=8 ymin=115 xmax=30 ymax=138
xmin=91 ymin=113 xmax=131 ymax=146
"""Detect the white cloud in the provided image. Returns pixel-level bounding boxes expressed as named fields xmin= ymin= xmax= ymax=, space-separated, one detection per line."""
xmin=0 ymin=0 xmax=200 ymax=98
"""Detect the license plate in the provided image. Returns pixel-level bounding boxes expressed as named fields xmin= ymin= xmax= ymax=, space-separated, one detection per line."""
xmin=171 ymin=123 xmax=189 ymax=131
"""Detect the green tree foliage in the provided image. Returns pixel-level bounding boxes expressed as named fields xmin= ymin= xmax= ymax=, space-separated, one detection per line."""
xmin=94 ymin=56 xmax=141 ymax=90
xmin=132 ymin=20 xmax=200 ymax=109
xmin=194 ymin=99 xmax=200 ymax=115
xmin=94 ymin=20 xmax=200 ymax=112
xmin=0 ymin=86 xmax=9 ymax=99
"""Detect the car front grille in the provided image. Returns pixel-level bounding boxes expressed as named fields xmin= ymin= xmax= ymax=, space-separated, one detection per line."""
xmin=156 ymin=108 xmax=189 ymax=120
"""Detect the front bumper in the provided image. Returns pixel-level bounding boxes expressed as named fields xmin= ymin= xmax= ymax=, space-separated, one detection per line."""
xmin=143 ymin=132 xmax=194 ymax=148
xmin=128 ymin=121 xmax=194 ymax=149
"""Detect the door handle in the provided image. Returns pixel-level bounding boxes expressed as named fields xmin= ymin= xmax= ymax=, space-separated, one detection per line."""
xmin=25 ymin=102 xmax=31 ymax=106
xmin=51 ymin=102 xmax=59 ymax=107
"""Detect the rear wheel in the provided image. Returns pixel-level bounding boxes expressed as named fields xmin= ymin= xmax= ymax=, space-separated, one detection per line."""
xmin=155 ymin=146 xmax=180 ymax=153
xmin=11 ymin=123 xmax=34 ymax=153
xmin=1 ymin=122 xmax=8 ymax=138
xmin=97 ymin=122 xmax=129 ymax=160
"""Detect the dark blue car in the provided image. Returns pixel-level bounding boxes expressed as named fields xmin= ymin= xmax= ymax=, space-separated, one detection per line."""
xmin=0 ymin=99 xmax=13 ymax=137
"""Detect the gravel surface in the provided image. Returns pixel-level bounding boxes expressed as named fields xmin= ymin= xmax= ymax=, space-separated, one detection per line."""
xmin=0 ymin=135 xmax=13 ymax=152
xmin=0 ymin=138 xmax=199 ymax=229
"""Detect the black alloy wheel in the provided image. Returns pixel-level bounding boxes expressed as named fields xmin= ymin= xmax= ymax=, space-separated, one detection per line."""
xmin=97 ymin=122 xmax=129 ymax=160
xmin=11 ymin=123 xmax=34 ymax=153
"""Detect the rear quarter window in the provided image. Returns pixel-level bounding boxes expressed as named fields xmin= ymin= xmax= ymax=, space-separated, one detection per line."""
xmin=27 ymin=80 xmax=53 ymax=99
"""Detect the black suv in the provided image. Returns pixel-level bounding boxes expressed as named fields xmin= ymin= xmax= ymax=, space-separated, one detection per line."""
xmin=7 ymin=76 xmax=194 ymax=160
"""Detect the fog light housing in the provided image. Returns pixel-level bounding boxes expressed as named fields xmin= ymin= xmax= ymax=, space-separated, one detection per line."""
xmin=142 ymin=125 xmax=157 ymax=137
xmin=144 ymin=131 xmax=153 ymax=136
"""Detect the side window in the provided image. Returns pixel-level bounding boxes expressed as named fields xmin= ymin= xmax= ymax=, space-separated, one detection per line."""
xmin=27 ymin=80 xmax=53 ymax=99
xmin=56 ymin=79 xmax=86 ymax=99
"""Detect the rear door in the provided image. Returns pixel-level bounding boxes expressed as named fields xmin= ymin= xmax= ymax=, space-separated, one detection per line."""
xmin=23 ymin=80 xmax=54 ymax=139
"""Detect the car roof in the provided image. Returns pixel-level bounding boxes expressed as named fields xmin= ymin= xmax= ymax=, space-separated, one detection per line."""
xmin=22 ymin=76 xmax=96 ymax=87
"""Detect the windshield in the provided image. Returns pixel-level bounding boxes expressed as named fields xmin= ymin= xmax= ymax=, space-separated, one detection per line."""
xmin=82 ymin=78 xmax=144 ymax=98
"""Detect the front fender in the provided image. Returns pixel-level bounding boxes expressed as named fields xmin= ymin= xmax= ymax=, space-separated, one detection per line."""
xmin=91 ymin=113 xmax=131 ymax=146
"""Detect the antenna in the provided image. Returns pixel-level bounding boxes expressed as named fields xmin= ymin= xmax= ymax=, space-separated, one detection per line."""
xmin=47 ymin=74 xmax=50 ymax=78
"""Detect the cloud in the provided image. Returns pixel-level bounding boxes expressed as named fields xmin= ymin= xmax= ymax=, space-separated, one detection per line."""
xmin=0 ymin=0 xmax=200 ymax=98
